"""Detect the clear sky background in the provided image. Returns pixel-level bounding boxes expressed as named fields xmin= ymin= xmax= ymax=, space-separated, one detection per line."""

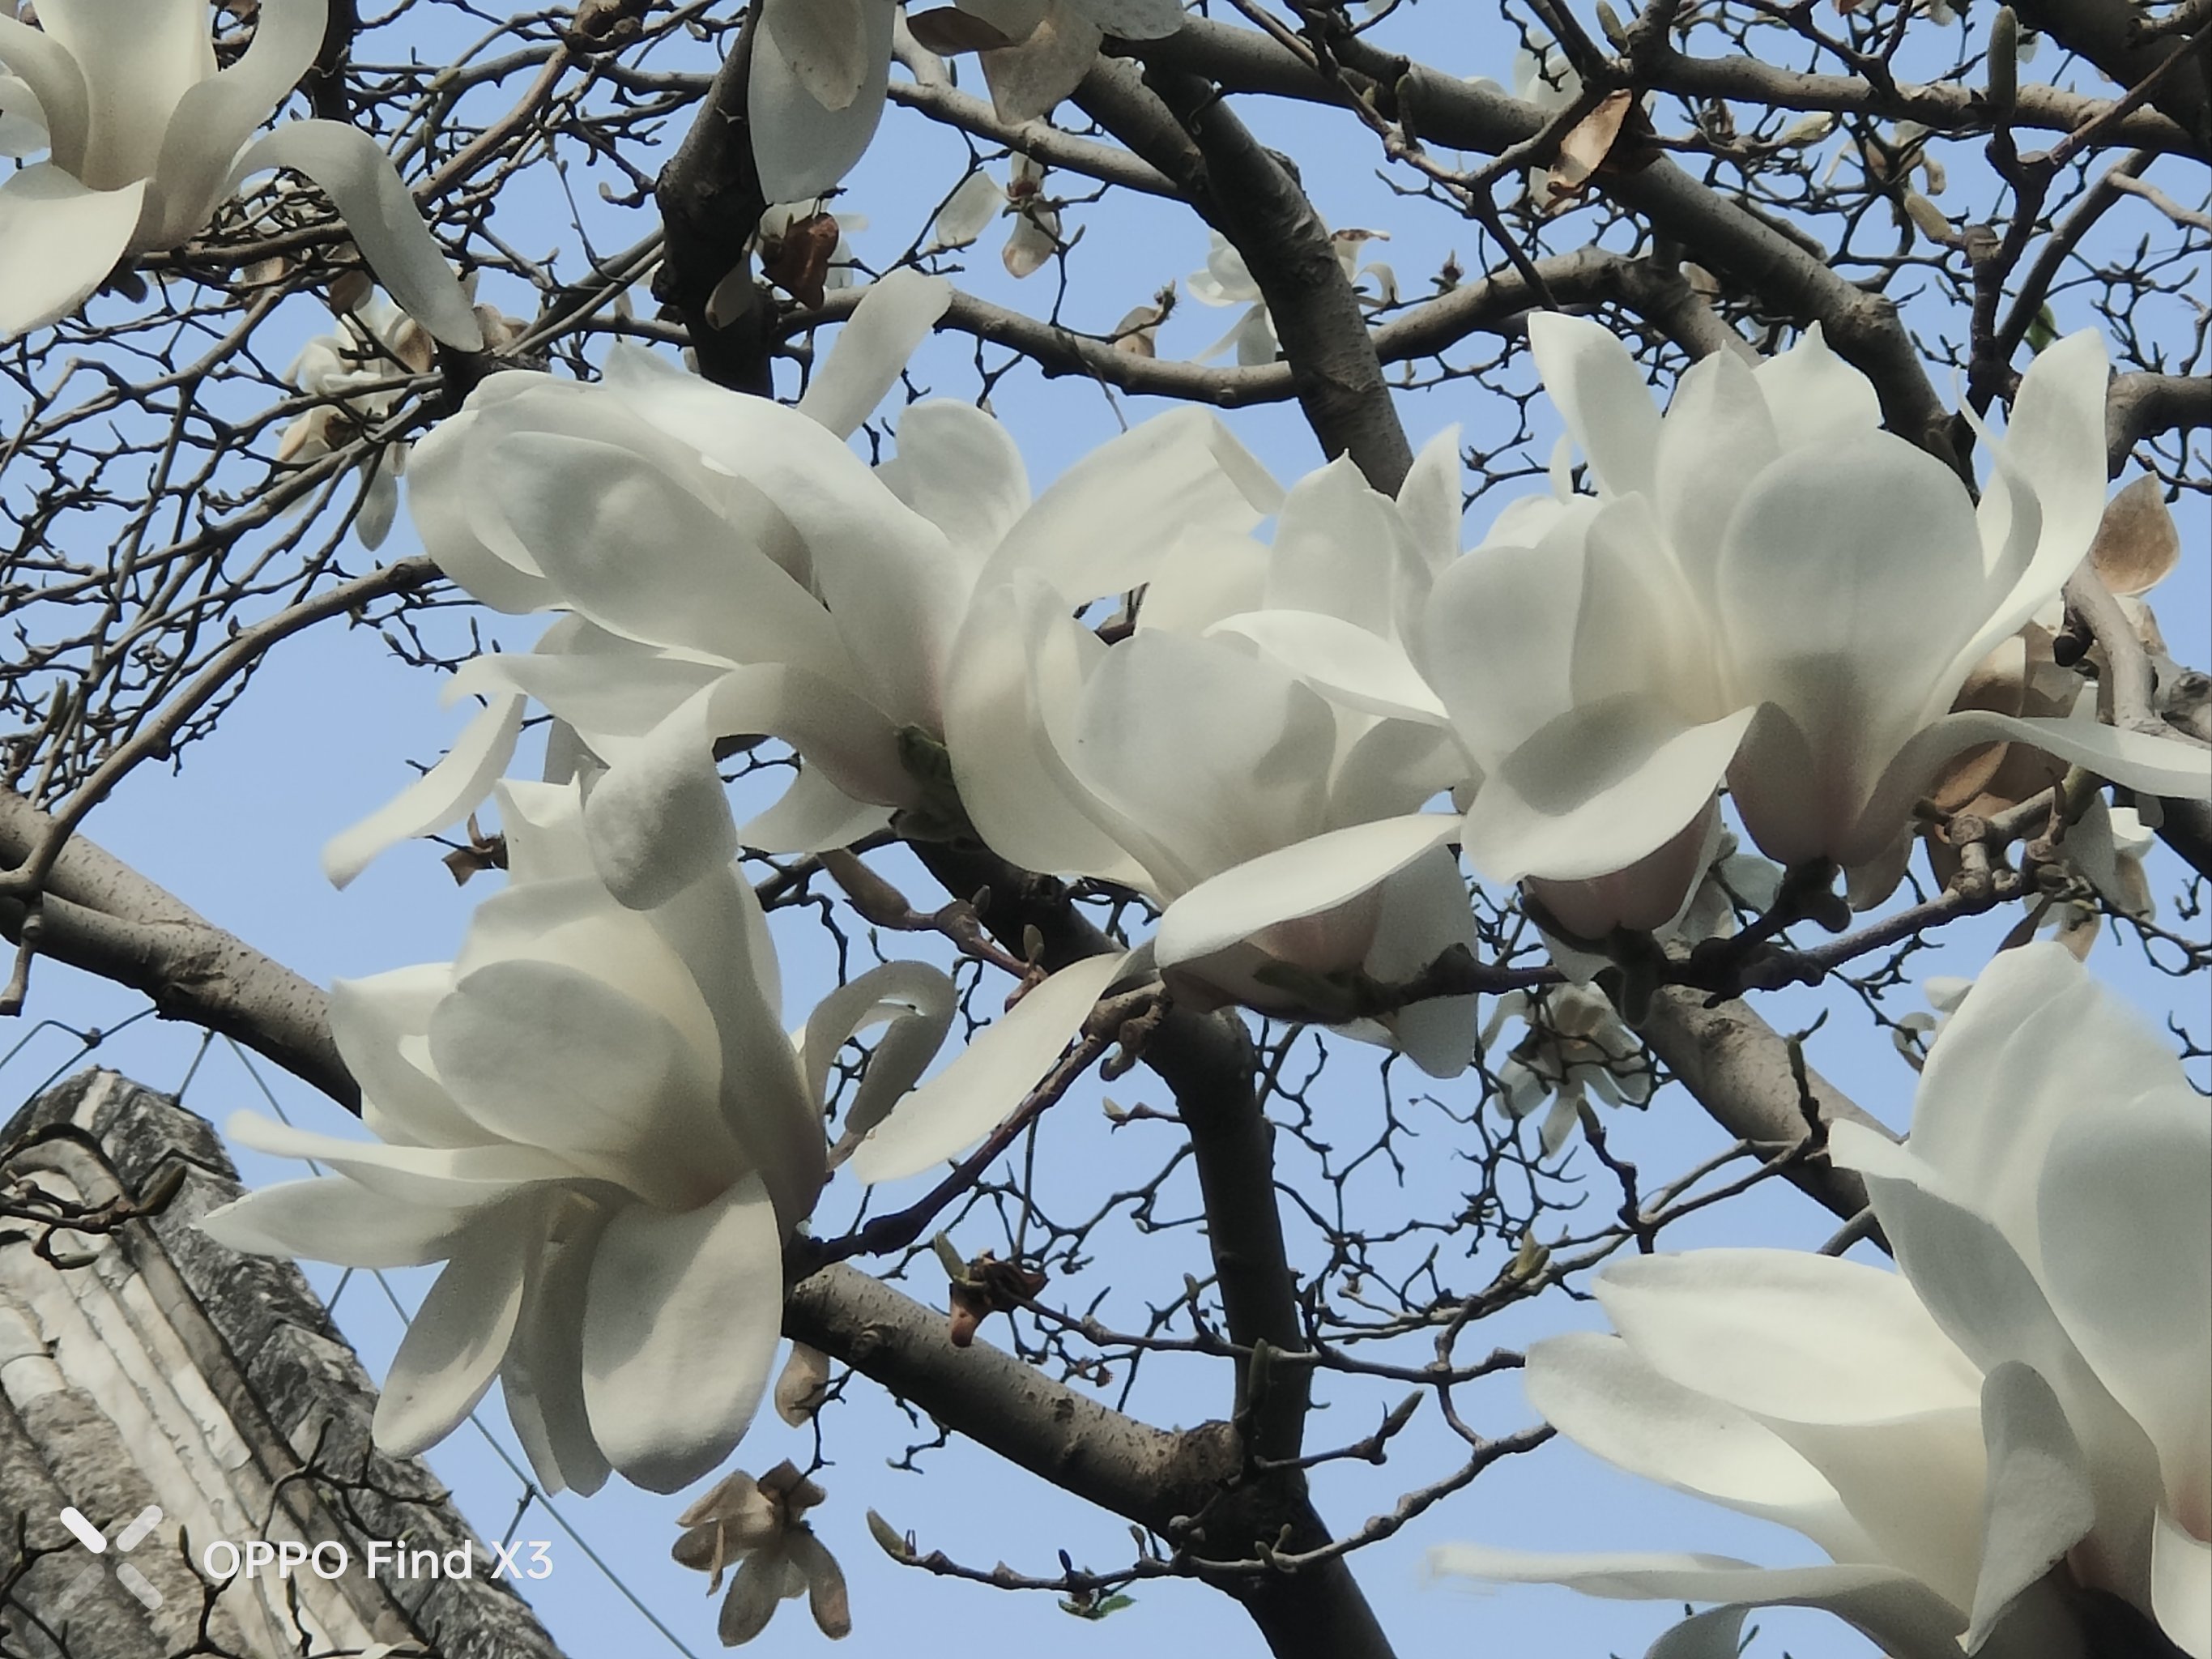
xmin=3 ymin=3 xmax=2206 ymax=1657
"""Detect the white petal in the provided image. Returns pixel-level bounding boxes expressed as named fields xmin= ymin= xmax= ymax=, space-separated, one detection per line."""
xmin=330 ymin=965 xmax=484 ymax=1149
xmin=199 ymin=1178 xmax=465 ymax=1269
xmin=1526 ymin=311 xmax=1663 ymax=500
xmin=1656 ymin=351 xmax=1779 ymax=612
xmin=738 ymin=764 xmax=895 ymax=855
xmin=36 ymin=0 xmax=212 ymax=190
xmin=1645 ymin=1610 xmax=1751 ymax=1659
xmin=223 ymin=1111 xmax=578 ymax=1207
xmin=796 ymin=268 xmax=952 ymax=439
xmin=0 ymin=164 xmax=143 ymax=339
xmin=877 ymin=398 xmax=1031 ymax=557
xmin=1266 ymin=453 xmax=1411 ymax=639
xmin=1211 ymin=609 xmax=1447 ymax=723
xmin=799 ymin=959 xmax=956 ymax=1131
xmin=403 ymin=404 xmax=553 ymax=612
xmin=978 ymin=6 xmax=1103 ymax=124
xmin=1751 ymin=322 xmax=1882 ymax=453
xmin=2153 ymin=1509 xmax=2212 ymax=1659
xmin=140 ymin=0 xmax=322 ymax=247
xmin=0 ymin=15 xmax=89 ymax=174
xmin=373 ymin=1213 xmax=532 ymax=1456
xmin=926 ymin=169 xmax=1005 ymax=251
xmin=322 ymin=694 xmax=524 ymax=887
xmin=232 ymin=120 xmax=484 ymax=350
xmin=581 ymin=1175 xmax=786 ymax=1491
xmin=847 ymin=950 xmax=1128 ymax=1183
xmin=501 ymin=1199 xmax=612 ymax=1497
xmin=748 ymin=0 xmax=892 ymax=201
xmin=1969 ymin=1361 xmax=2099 ymax=1649
xmin=1361 ymin=846 xmax=1480 ymax=1078
xmin=761 ymin=0 xmax=871 ymax=111
xmin=1156 ymin=813 xmax=1458 ymax=969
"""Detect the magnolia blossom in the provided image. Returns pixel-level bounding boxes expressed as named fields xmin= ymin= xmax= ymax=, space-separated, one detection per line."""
xmin=1187 ymin=227 xmax=1396 ymax=365
xmin=674 ymin=1462 xmax=850 ymax=1646
xmin=926 ymin=153 xmax=1060 ymax=279
xmin=1480 ymin=982 xmax=1653 ymax=1155
xmin=1436 ymin=942 xmax=2211 ymax=1659
xmin=279 ymin=283 xmax=524 ymax=548
xmin=209 ymin=777 xmax=1123 ymax=1491
xmin=748 ymin=0 xmax=1186 ymax=203
xmin=0 ymin=0 xmax=480 ymax=343
xmin=950 ymin=438 xmax=1481 ymax=1073
xmin=324 ymin=271 xmax=1278 ymax=915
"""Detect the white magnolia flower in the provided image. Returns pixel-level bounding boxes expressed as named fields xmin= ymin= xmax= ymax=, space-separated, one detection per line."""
xmin=210 ymin=777 xmax=1126 ymax=1491
xmin=1186 ymin=227 xmax=1396 ymax=365
xmin=1437 ymin=941 xmax=2212 ymax=1659
xmin=1890 ymin=971 xmax=1975 ymax=1067
xmin=953 ymin=439 xmax=1480 ymax=1074
xmin=0 ymin=0 xmax=481 ymax=343
xmin=324 ymin=271 xmax=1279 ymax=917
xmin=673 ymin=1462 xmax=850 ymax=1646
xmin=926 ymin=153 xmax=1060 ymax=279
xmin=748 ymin=0 xmax=1186 ymax=203
xmin=1480 ymin=981 xmax=1654 ymax=1155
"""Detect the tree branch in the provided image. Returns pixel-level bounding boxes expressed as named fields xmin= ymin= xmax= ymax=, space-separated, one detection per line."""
xmin=2106 ymin=372 xmax=2212 ymax=470
xmin=2003 ymin=0 xmax=2211 ymax=151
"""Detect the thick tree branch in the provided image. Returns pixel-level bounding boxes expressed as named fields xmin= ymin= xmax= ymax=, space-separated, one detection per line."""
xmin=1075 ymin=58 xmax=1414 ymax=490
xmin=2107 ymin=372 xmax=2212 ymax=469
xmin=2004 ymin=0 xmax=2211 ymax=151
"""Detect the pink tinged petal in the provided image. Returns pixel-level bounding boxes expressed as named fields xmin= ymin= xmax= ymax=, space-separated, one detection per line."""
xmin=1532 ymin=800 xmax=1722 ymax=939
xmin=1524 ymin=1330 xmax=1881 ymax=1563
xmin=322 ymin=693 xmax=524 ymax=887
xmin=988 ymin=407 xmax=1276 ymax=606
xmin=1210 ymin=610 xmax=1447 ymax=724
xmin=1594 ymin=1251 xmax=1986 ymax=1423
xmin=139 ymin=0 xmax=322 ymax=248
xmin=1969 ymin=1362 xmax=2099 ymax=1650
xmin=2036 ymin=1093 xmax=2212 ymax=1542
xmin=1155 ymin=813 xmax=1459 ymax=970
xmin=646 ymin=867 xmax=825 ymax=1234
xmin=1427 ymin=1547 xmax=1971 ymax=1659
xmin=231 ymin=121 xmax=484 ymax=349
xmin=501 ymin=1199 xmax=612 ymax=1498
xmin=799 ymin=959 xmax=957 ymax=1134
xmin=2152 ymin=1510 xmax=2212 ymax=1659
xmin=1068 ymin=0 xmax=1187 ymax=36
xmin=373 ymin=1212 xmax=533 ymax=1456
xmin=1655 ymin=350 xmax=1780 ymax=611
xmin=198 ymin=1177 xmax=467 ymax=1269
xmin=0 ymin=164 xmax=143 ymax=339
xmin=1715 ymin=431 xmax=1988 ymax=862
xmin=748 ymin=0 xmax=891 ymax=201
xmin=428 ymin=957 xmax=741 ymax=1209
xmin=1460 ymin=700 xmax=1755 ymax=885
xmin=0 ymin=16 xmax=89 ymax=173
xmin=1751 ymin=322 xmax=1882 ymax=453
xmin=795 ymin=268 xmax=953 ymax=439
xmin=877 ymin=399 xmax=1031 ymax=558
xmin=1526 ymin=311 xmax=1664 ymax=500
xmin=846 ymin=949 xmax=1127 ymax=1184
xmin=580 ymin=1175 xmax=786 ymax=1492
xmin=761 ymin=0 xmax=871 ymax=111
xmin=330 ymin=965 xmax=485 ymax=1149
xmin=488 ymin=432 xmax=847 ymax=676
xmin=35 ymin=0 xmax=212 ymax=191
xmin=1071 ymin=629 xmax=1337 ymax=892
xmin=943 ymin=578 xmax=1153 ymax=889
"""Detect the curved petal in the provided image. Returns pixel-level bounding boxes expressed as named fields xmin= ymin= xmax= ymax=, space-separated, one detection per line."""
xmin=1981 ymin=331 xmax=2112 ymax=619
xmin=0 ymin=16 xmax=89 ymax=173
xmin=1526 ymin=310 xmax=1663 ymax=501
xmin=846 ymin=949 xmax=1128 ymax=1184
xmin=198 ymin=1176 xmax=466 ymax=1268
xmin=748 ymin=0 xmax=892 ymax=201
xmin=0 ymin=164 xmax=143 ymax=339
xmin=737 ymin=764 xmax=895 ymax=855
xmin=322 ymin=693 xmax=524 ymax=887
xmin=223 ymin=1111 xmax=581 ymax=1207
xmin=1210 ymin=610 xmax=1447 ymax=723
xmin=2153 ymin=1509 xmax=2212 ymax=1659
xmin=979 ymin=6 xmax=1104 ymax=124
xmin=36 ymin=0 xmax=212 ymax=191
xmin=1969 ymin=1361 xmax=2099 ymax=1650
xmin=876 ymin=398 xmax=1031 ymax=557
xmin=232 ymin=119 xmax=484 ymax=349
xmin=580 ymin=1175 xmax=786 ymax=1492
xmin=1155 ymin=812 xmax=1458 ymax=970
xmin=1645 ymin=1609 xmax=1753 ymax=1659
xmin=1429 ymin=1547 xmax=1970 ymax=1659
xmin=501 ymin=1197 xmax=613 ymax=1497
xmin=1265 ymin=453 xmax=1410 ymax=639
xmin=1361 ymin=845 xmax=1480 ymax=1078
xmin=140 ymin=0 xmax=323 ymax=248
xmin=799 ymin=958 xmax=957 ymax=1132
xmin=403 ymin=404 xmax=553 ymax=612
xmin=373 ymin=1211 xmax=532 ymax=1456
xmin=330 ymin=965 xmax=484 ymax=1149
xmin=1525 ymin=1330 xmax=1879 ymax=1562
xmin=925 ymin=168 xmax=1006 ymax=252
xmin=795 ymin=268 xmax=951 ymax=439
xmin=1460 ymin=700 xmax=1753 ymax=885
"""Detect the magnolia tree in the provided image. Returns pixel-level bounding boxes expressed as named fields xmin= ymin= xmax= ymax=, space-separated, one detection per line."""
xmin=2 ymin=0 xmax=2209 ymax=1656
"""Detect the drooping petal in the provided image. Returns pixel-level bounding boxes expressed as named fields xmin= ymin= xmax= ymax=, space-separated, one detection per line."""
xmin=1526 ymin=310 xmax=1663 ymax=501
xmin=224 ymin=1111 xmax=581 ymax=1209
xmin=795 ymin=268 xmax=952 ymax=440
xmin=330 ymin=965 xmax=484 ymax=1149
xmin=501 ymin=1196 xmax=613 ymax=1498
xmin=580 ymin=1175 xmax=786 ymax=1492
xmin=748 ymin=0 xmax=892 ymax=202
xmin=799 ymin=959 xmax=957 ymax=1132
xmin=232 ymin=120 xmax=485 ymax=349
xmin=1155 ymin=812 xmax=1459 ymax=970
xmin=1360 ymin=846 xmax=1480 ymax=1078
xmin=0 ymin=164 xmax=143 ymax=339
xmin=0 ymin=16 xmax=89 ymax=174
xmin=846 ymin=950 xmax=1128 ymax=1184
xmin=373 ymin=1212 xmax=532 ymax=1456
xmin=322 ymin=693 xmax=524 ymax=887
xmin=198 ymin=1176 xmax=466 ymax=1268
xmin=1460 ymin=699 xmax=1754 ymax=886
